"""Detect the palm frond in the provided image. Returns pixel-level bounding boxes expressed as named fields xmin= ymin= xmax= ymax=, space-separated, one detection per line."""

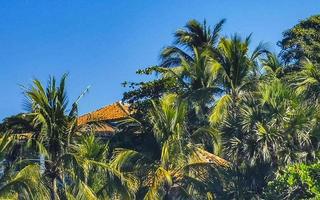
xmin=209 ymin=94 xmax=232 ymax=124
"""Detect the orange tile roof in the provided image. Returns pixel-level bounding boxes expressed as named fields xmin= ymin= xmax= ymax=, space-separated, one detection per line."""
xmin=78 ymin=102 xmax=130 ymax=126
xmin=9 ymin=103 xmax=129 ymax=139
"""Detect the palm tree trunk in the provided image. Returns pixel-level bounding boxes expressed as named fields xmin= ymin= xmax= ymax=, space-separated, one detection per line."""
xmin=50 ymin=177 xmax=58 ymax=200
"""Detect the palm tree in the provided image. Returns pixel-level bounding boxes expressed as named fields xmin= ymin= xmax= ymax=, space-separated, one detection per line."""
xmin=65 ymin=133 xmax=139 ymax=200
xmin=22 ymin=74 xmax=90 ymax=199
xmin=219 ymin=79 xmax=317 ymax=198
xmin=160 ymin=19 xmax=226 ymax=111
xmin=123 ymin=19 xmax=226 ymax=125
xmin=209 ymin=34 xmax=268 ymax=124
xmin=159 ymin=48 xmax=222 ymax=116
xmin=160 ymin=19 xmax=225 ymax=68
xmin=0 ymin=164 xmax=50 ymax=200
xmin=148 ymin=94 xmax=230 ymax=199
xmin=261 ymin=52 xmax=283 ymax=77
xmin=291 ymin=58 xmax=320 ymax=103
xmin=116 ymin=94 xmax=229 ymax=199
xmin=22 ymin=74 xmax=141 ymax=200
xmin=0 ymin=133 xmax=50 ymax=199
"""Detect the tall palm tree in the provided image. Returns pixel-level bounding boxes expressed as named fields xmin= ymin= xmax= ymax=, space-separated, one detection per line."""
xmin=23 ymin=74 xmax=89 ymax=199
xmin=123 ymin=19 xmax=226 ymax=123
xmin=159 ymin=48 xmax=222 ymax=115
xmin=160 ymin=19 xmax=225 ymax=68
xmin=216 ymin=34 xmax=267 ymax=92
xmin=210 ymin=34 xmax=268 ymax=124
xmin=21 ymin=74 xmax=140 ymax=200
xmin=138 ymin=19 xmax=226 ymax=108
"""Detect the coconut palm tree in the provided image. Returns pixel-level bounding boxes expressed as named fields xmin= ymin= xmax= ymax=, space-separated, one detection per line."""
xmin=22 ymin=74 xmax=140 ymax=200
xmin=209 ymin=34 xmax=268 ymax=124
xmin=65 ymin=133 xmax=139 ymax=200
xmin=261 ymin=52 xmax=283 ymax=77
xmin=160 ymin=19 xmax=225 ymax=68
xmin=146 ymin=94 xmax=230 ymax=199
xmin=159 ymin=48 xmax=222 ymax=116
xmin=291 ymin=58 xmax=320 ymax=103
xmin=123 ymin=19 xmax=227 ymax=124
xmin=0 ymin=133 xmax=50 ymax=199
xmin=0 ymin=164 xmax=50 ymax=200
xmin=160 ymin=20 xmax=226 ymax=113
xmin=23 ymin=74 xmax=85 ymax=199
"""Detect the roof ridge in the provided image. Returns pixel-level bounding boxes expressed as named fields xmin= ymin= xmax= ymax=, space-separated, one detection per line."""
xmin=77 ymin=101 xmax=130 ymax=126
xmin=79 ymin=102 xmax=120 ymax=117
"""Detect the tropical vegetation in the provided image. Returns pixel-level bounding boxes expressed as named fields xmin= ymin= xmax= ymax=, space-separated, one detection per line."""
xmin=1 ymin=15 xmax=320 ymax=199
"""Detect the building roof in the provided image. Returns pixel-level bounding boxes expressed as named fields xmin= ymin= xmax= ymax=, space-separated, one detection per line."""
xmin=78 ymin=102 xmax=130 ymax=125
xmin=7 ymin=102 xmax=130 ymax=139
xmin=77 ymin=102 xmax=130 ymax=134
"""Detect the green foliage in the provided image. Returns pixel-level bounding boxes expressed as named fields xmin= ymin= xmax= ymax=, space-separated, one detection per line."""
xmin=261 ymin=52 xmax=284 ymax=77
xmin=216 ymin=34 xmax=267 ymax=91
xmin=278 ymin=15 xmax=320 ymax=65
xmin=123 ymin=19 xmax=226 ymax=116
xmin=0 ymin=113 xmax=36 ymax=134
xmin=0 ymin=164 xmax=50 ymax=200
xmin=264 ymin=162 xmax=320 ymax=200
xmin=2 ymin=15 xmax=320 ymax=200
xmin=292 ymin=58 xmax=320 ymax=103
xmin=58 ymin=125 xmax=139 ymax=199
xmin=217 ymin=79 xmax=318 ymax=198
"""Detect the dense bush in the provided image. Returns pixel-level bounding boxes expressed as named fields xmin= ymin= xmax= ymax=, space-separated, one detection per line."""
xmin=264 ymin=162 xmax=320 ymax=199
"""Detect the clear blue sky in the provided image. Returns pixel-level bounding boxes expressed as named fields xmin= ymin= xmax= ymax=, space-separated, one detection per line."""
xmin=0 ymin=0 xmax=319 ymax=120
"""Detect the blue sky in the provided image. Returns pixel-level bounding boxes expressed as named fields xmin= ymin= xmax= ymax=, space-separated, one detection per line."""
xmin=0 ymin=0 xmax=319 ymax=120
